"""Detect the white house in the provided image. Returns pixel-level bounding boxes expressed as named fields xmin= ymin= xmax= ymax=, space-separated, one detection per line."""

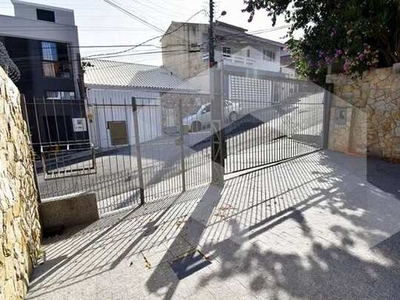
xmin=84 ymin=59 xmax=194 ymax=150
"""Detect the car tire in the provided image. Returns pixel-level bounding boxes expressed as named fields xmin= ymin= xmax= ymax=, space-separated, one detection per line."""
xmin=191 ymin=121 xmax=202 ymax=132
xmin=229 ymin=112 xmax=238 ymax=122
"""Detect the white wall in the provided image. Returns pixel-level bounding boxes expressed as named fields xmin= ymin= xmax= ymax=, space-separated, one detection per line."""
xmin=281 ymin=67 xmax=296 ymax=78
xmin=12 ymin=0 xmax=76 ymax=25
xmin=215 ymin=44 xmax=281 ymax=73
xmin=86 ymin=88 xmax=162 ymax=149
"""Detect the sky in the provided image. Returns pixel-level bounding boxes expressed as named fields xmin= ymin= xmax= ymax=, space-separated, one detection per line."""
xmin=0 ymin=0 xmax=292 ymax=65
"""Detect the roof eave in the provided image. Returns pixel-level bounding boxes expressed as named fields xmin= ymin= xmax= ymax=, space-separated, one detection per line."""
xmin=85 ymin=83 xmax=197 ymax=92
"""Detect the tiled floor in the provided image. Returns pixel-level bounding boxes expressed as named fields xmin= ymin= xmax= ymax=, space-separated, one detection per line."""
xmin=27 ymin=151 xmax=400 ymax=300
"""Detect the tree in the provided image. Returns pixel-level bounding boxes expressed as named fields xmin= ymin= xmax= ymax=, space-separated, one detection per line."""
xmin=243 ymin=0 xmax=400 ymax=84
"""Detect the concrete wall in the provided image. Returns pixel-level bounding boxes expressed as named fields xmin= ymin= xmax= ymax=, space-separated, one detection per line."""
xmin=13 ymin=0 xmax=76 ymax=26
xmin=40 ymin=193 xmax=98 ymax=229
xmin=162 ymin=22 xmax=209 ymax=80
xmin=0 ymin=67 xmax=41 ymax=299
xmin=326 ymin=66 xmax=400 ymax=160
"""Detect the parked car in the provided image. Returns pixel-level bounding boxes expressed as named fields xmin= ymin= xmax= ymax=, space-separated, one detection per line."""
xmin=183 ymin=100 xmax=241 ymax=132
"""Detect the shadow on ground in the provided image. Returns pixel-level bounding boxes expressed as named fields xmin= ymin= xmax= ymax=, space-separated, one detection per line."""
xmin=28 ymin=151 xmax=400 ymax=300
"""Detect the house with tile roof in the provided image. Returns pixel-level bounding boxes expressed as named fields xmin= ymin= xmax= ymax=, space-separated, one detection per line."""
xmin=83 ymin=59 xmax=198 ymax=148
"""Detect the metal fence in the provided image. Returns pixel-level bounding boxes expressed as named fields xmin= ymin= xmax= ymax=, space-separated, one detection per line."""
xmin=22 ymin=74 xmax=327 ymax=216
xmin=23 ymin=96 xmax=211 ymax=215
xmin=218 ymin=73 xmax=326 ymax=173
xmin=224 ymin=91 xmax=325 ymax=173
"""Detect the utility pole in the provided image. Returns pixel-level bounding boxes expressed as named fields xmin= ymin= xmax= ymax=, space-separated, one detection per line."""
xmin=208 ymin=0 xmax=215 ymax=68
xmin=209 ymin=0 xmax=225 ymax=185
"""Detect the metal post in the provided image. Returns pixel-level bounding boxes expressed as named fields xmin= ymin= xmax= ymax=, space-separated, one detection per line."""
xmin=178 ymin=98 xmax=186 ymax=192
xmin=132 ymin=97 xmax=145 ymax=205
xmin=323 ymin=83 xmax=333 ymax=149
xmin=211 ymin=68 xmax=225 ymax=185
xmin=209 ymin=0 xmax=225 ymax=185
xmin=208 ymin=0 xmax=215 ymax=68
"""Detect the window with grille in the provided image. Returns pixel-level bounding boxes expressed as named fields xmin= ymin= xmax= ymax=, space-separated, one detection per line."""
xmin=41 ymin=41 xmax=71 ymax=78
xmin=46 ymin=91 xmax=75 ymax=100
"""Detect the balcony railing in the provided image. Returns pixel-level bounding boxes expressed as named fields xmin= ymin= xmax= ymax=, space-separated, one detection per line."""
xmin=203 ymin=52 xmax=281 ymax=72
xmin=222 ymin=53 xmax=256 ymax=66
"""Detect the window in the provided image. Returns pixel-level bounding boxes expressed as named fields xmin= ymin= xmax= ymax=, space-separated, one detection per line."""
xmin=203 ymin=104 xmax=211 ymax=113
xmin=46 ymin=91 xmax=75 ymax=100
xmin=41 ymin=41 xmax=71 ymax=78
xmin=42 ymin=42 xmax=58 ymax=61
xmin=36 ymin=9 xmax=55 ymax=22
xmin=222 ymin=47 xmax=231 ymax=56
xmin=263 ymin=49 xmax=276 ymax=61
xmin=247 ymin=49 xmax=251 ymax=58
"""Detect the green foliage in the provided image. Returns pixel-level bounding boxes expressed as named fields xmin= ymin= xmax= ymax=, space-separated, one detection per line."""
xmin=243 ymin=0 xmax=400 ymax=84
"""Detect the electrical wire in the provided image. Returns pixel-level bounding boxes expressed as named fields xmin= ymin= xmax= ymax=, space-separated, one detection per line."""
xmin=84 ymin=9 xmax=206 ymax=59
xmin=11 ymin=49 xmax=192 ymax=71
xmin=102 ymin=0 xmax=164 ymax=33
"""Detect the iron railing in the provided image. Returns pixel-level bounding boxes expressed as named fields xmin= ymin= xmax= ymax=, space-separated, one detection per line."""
xmin=22 ymin=75 xmax=327 ymax=216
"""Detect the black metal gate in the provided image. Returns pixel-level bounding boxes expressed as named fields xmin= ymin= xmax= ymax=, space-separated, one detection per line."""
xmin=222 ymin=74 xmax=326 ymax=173
xmin=22 ymin=95 xmax=211 ymax=215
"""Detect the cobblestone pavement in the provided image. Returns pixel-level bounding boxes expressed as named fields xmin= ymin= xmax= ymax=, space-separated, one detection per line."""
xmin=27 ymin=151 xmax=400 ymax=300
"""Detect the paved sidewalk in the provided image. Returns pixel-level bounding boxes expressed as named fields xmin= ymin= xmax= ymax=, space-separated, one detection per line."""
xmin=27 ymin=151 xmax=400 ymax=300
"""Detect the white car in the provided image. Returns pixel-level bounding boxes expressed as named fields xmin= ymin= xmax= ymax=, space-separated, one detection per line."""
xmin=183 ymin=100 xmax=241 ymax=132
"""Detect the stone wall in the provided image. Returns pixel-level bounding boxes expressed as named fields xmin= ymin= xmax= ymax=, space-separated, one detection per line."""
xmin=326 ymin=66 xmax=400 ymax=160
xmin=0 ymin=67 xmax=41 ymax=299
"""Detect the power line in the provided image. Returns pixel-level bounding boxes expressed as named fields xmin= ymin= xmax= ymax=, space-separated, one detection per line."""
xmin=84 ymin=9 xmax=206 ymax=59
xmin=102 ymin=0 xmax=164 ymax=33
xmin=12 ymin=51 xmax=191 ymax=73
xmin=10 ymin=49 xmax=192 ymax=68
xmin=0 ymin=27 xmax=156 ymax=32
xmin=130 ymin=0 xmax=184 ymax=19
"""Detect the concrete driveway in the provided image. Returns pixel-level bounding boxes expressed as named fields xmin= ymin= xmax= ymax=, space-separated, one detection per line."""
xmin=27 ymin=150 xmax=400 ymax=300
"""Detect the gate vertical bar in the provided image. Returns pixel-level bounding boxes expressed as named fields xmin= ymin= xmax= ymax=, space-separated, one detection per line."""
xmin=323 ymin=83 xmax=333 ymax=149
xmin=211 ymin=67 xmax=225 ymax=185
xmin=132 ymin=97 xmax=145 ymax=205
xmin=178 ymin=98 xmax=186 ymax=192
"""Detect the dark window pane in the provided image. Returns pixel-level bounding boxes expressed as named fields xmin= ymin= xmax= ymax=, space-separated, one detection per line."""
xmin=37 ymin=9 xmax=55 ymax=22
xmin=223 ymin=47 xmax=231 ymax=55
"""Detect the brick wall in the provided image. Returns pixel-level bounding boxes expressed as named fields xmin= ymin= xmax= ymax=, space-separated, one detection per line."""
xmin=0 ymin=67 xmax=41 ymax=299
